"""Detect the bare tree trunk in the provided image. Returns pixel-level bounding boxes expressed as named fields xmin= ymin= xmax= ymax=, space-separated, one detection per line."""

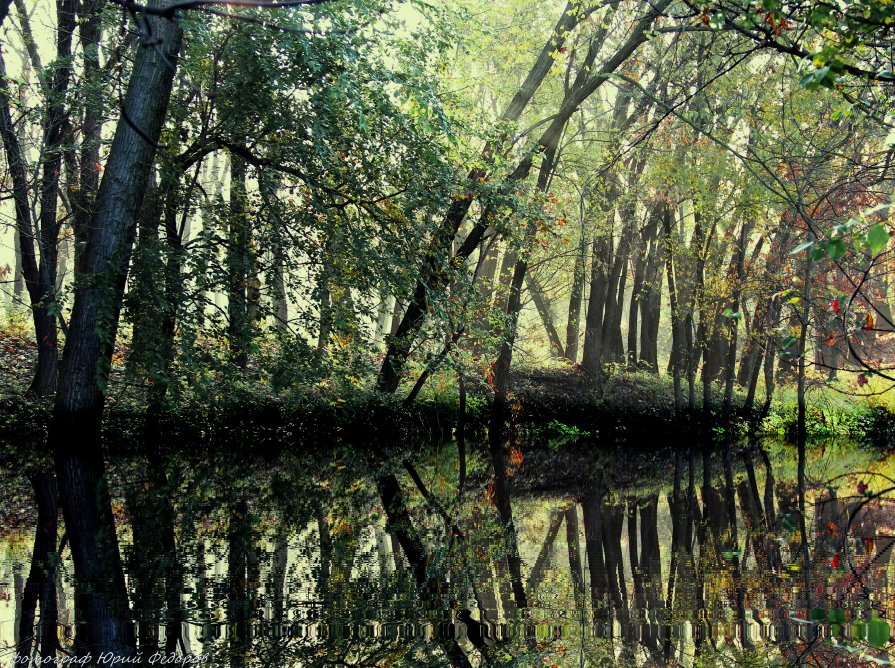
xmin=639 ymin=205 xmax=664 ymax=373
xmin=581 ymin=235 xmax=609 ymax=386
xmin=228 ymin=152 xmax=251 ymax=367
xmin=565 ymin=238 xmax=586 ymax=363
xmin=525 ymin=273 xmax=564 ymax=357
xmin=663 ymin=204 xmax=685 ymax=413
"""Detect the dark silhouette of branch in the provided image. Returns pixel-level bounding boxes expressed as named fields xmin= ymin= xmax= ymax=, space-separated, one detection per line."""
xmin=107 ymin=0 xmax=336 ymax=19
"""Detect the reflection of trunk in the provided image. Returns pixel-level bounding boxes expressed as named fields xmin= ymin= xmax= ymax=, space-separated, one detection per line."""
xmin=639 ymin=494 xmax=662 ymax=657
xmin=627 ymin=497 xmax=645 ymax=639
xmin=17 ymin=471 xmax=59 ymax=659
xmin=564 ymin=507 xmax=585 ymax=609
xmin=601 ymin=502 xmax=630 ymax=634
xmin=317 ymin=512 xmax=332 ymax=604
xmin=687 ymin=446 xmax=705 ymax=653
xmin=582 ymin=488 xmax=608 ymax=627
xmin=722 ymin=442 xmax=751 ymax=649
xmin=14 ymin=566 xmax=24 ymax=648
xmin=194 ymin=539 xmax=212 ymax=650
xmin=663 ymin=450 xmax=684 ymax=662
xmin=127 ymin=493 xmax=161 ymax=655
xmin=527 ymin=508 xmax=564 ymax=594
xmin=228 ymin=500 xmax=251 ymax=668
xmin=374 ymin=474 xmax=473 ymax=668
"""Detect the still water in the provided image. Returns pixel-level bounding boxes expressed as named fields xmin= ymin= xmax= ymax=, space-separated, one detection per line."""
xmin=1 ymin=435 xmax=894 ymax=666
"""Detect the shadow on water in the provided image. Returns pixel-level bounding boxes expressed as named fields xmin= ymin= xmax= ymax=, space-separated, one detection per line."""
xmin=2 ymin=433 xmax=895 ymax=667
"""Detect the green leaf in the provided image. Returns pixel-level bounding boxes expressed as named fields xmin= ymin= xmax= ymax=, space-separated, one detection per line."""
xmin=790 ymin=239 xmax=815 ymax=254
xmin=782 ymin=335 xmax=797 ymax=350
xmin=828 ymin=237 xmax=846 ymax=260
xmin=811 ymin=245 xmax=828 ymax=261
xmin=866 ymin=223 xmax=889 ymax=256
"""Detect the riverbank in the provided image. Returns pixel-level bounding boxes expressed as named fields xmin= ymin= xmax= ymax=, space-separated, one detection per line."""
xmin=2 ymin=368 xmax=894 ymax=455
xmin=3 ymin=321 xmax=893 ymax=451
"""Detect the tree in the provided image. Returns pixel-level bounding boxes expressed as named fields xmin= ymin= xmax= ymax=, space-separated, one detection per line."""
xmin=49 ymin=0 xmax=183 ymax=654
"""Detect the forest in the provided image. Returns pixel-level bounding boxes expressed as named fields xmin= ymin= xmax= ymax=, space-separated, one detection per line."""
xmin=1 ymin=0 xmax=895 ymax=665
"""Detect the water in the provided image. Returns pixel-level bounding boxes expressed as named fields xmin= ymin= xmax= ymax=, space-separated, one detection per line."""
xmin=1 ymin=435 xmax=894 ymax=666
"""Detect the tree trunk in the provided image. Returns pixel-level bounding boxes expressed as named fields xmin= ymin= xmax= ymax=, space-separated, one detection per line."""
xmin=565 ymin=238 xmax=586 ymax=363
xmin=581 ymin=235 xmax=609 ymax=384
xmin=663 ymin=203 xmax=685 ymax=413
xmin=228 ymin=152 xmax=251 ymax=367
xmin=525 ymin=273 xmax=564 ymax=357
xmin=49 ymin=2 xmax=182 ymax=656
xmin=639 ymin=206 xmax=664 ymax=373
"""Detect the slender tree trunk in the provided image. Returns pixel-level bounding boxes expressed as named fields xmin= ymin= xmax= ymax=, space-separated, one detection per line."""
xmin=228 ymin=152 xmax=251 ymax=367
xmin=525 ymin=273 xmax=564 ymax=357
xmin=663 ymin=204 xmax=685 ymax=413
xmin=797 ymin=245 xmax=813 ymax=607
xmin=639 ymin=205 xmax=664 ymax=373
xmin=723 ymin=223 xmax=751 ymax=418
xmin=565 ymin=237 xmax=586 ymax=363
xmin=581 ymin=235 xmax=609 ymax=385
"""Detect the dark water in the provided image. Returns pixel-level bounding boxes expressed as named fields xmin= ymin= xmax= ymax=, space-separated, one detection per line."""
xmin=2 ymin=436 xmax=894 ymax=666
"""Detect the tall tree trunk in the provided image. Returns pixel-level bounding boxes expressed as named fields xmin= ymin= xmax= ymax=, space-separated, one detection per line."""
xmin=525 ymin=273 xmax=564 ymax=357
xmin=663 ymin=203 xmax=685 ymax=413
xmin=565 ymin=237 xmax=586 ymax=363
xmin=639 ymin=205 xmax=664 ymax=373
xmin=581 ymin=235 xmax=609 ymax=385
xmin=723 ymin=222 xmax=751 ymax=418
xmin=228 ymin=152 xmax=251 ymax=367
xmin=627 ymin=221 xmax=651 ymax=370
xmin=49 ymin=3 xmax=182 ymax=656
